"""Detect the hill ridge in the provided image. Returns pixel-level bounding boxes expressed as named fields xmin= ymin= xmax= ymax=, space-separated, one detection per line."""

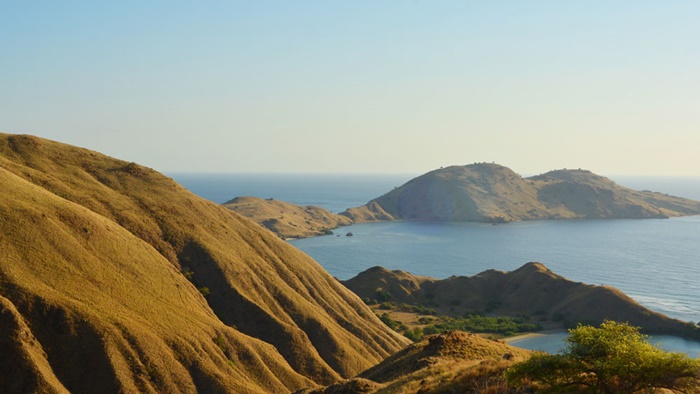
xmin=0 ymin=133 xmax=408 ymax=393
xmin=343 ymin=262 xmax=698 ymax=337
xmin=341 ymin=163 xmax=700 ymax=223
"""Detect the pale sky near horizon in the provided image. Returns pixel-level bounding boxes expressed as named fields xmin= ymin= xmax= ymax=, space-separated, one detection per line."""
xmin=1 ymin=1 xmax=699 ymax=176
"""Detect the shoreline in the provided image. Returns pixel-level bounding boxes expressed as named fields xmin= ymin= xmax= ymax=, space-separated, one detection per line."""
xmin=505 ymin=329 xmax=567 ymax=344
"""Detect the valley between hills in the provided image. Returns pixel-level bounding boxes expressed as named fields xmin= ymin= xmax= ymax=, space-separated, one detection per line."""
xmin=2 ymin=133 xmax=699 ymax=393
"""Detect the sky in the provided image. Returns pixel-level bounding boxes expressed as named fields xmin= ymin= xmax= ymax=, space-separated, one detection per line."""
xmin=1 ymin=1 xmax=699 ymax=176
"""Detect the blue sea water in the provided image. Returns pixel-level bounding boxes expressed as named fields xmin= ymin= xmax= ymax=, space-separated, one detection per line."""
xmin=510 ymin=332 xmax=700 ymax=358
xmin=171 ymin=172 xmax=700 ymax=351
xmin=170 ymin=173 xmax=413 ymax=212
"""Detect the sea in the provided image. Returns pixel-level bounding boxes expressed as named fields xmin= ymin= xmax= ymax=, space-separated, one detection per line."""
xmin=170 ymin=173 xmax=700 ymax=355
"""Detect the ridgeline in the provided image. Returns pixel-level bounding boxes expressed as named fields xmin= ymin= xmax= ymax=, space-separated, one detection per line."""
xmin=342 ymin=163 xmax=700 ymax=223
xmin=0 ymin=133 xmax=408 ymax=393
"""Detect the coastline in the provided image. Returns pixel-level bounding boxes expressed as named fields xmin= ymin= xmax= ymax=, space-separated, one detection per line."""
xmin=505 ymin=329 xmax=567 ymax=344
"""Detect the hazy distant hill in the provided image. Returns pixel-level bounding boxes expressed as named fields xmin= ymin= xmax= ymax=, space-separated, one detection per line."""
xmin=0 ymin=134 xmax=408 ymax=393
xmin=343 ymin=262 xmax=697 ymax=336
xmin=341 ymin=163 xmax=700 ymax=223
xmin=223 ymin=196 xmax=352 ymax=238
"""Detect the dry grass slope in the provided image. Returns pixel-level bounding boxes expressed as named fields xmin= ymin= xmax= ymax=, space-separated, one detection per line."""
xmin=344 ymin=262 xmax=698 ymax=337
xmin=342 ymin=163 xmax=700 ymax=222
xmin=223 ymin=196 xmax=352 ymax=239
xmin=0 ymin=133 xmax=409 ymax=393
xmin=299 ymin=331 xmax=530 ymax=393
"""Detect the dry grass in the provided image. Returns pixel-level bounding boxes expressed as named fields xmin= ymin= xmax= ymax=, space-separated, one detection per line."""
xmin=343 ymin=262 xmax=698 ymax=339
xmin=0 ymin=133 xmax=409 ymax=393
xmin=306 ymin=331 xmax=531 ymax=393
xmin=223 ymin=196 xmax=352 ymax=239
xmin=342 ymin=163 xmax=700 ymax=223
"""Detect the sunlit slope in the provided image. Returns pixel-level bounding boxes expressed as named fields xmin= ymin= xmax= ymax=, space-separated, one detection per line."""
xmin=343 ymin=163 xmax=700 ymax=222
xmin=300 ymin=331 xmax=530 ymax=393
xmin=344 ymin=263 xmax=697 ymax=336
xmin=223 ymin=196 xmax=352 ymax=238
xmin=0 ymin=134 xmax=408 ymax=392
xmin=0 ymin=167 xmax=312 ymax=393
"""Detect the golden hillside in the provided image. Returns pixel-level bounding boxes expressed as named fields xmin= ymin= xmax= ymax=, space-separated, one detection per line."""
xmin=341 ymin=163 xmax=700 ymax=223
xmin=223 ymin=196 xmax=352 ymax=239
xmin=298 ymin=331 xmax=530 ymax=393
xmin=0 ymin=133 xmax=409 ymax=393
xmin=343 ymin=262 xmax=699 ymax=337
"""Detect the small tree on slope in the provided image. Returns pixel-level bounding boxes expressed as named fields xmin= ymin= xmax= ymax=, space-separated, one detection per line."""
xmin=506 ymin=321 xmax=700 ymax=393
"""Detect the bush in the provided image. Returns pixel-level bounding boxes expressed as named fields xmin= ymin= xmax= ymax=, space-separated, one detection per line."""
xmin=404 ymin=327 xmax=423 ymax=342
xmin=379 ymin=313 xmax=399 ymax=331
xmin=376 ymin=290 xmax=392 ymax=302
xmin=506 ymin=321 xmax=700 ymax=393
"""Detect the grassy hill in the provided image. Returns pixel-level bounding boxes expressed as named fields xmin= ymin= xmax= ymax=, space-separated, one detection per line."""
xmin=223 ymin=196 xmax=352 ymax=239
xmin=298 ymin=331 xmax=531 ymax=393
xmin=341 ymin=163 xmax=700 ymax=223
xmin=343 ymin=263 xmax=700 ymax=338
xmin=0 ymin=133 xmax=409 ymax=393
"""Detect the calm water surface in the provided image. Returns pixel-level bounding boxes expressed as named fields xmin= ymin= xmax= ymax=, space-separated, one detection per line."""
xmin=511 ymin=332 xmax=700 ymax=358
xmin=173 ymin=173 xmax=700 ymax=352
xmin=289 ymin=218 xmax=700 ymax=323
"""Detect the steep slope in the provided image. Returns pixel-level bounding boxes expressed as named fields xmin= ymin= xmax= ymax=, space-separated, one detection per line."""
xmin=342 ymin=164 xmax=700 ymax=222
xmin=0 ymin=133 xmax=409 ymax=393
xmin=0 ymin=168 xmax=311 ymax=393
xmin=343 ymin=263 xmax=698 ymax=337
xmin=223 ymin=196 xmax=352 ymax=238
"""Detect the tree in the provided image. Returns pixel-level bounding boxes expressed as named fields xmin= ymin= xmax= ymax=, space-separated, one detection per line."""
xmin=506 ymin=321 xmax=700 ymax=393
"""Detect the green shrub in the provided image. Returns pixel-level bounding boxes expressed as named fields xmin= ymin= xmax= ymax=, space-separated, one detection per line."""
xmin=404 ymin=327 xmax=424 ymax=342
xmin=506 ymin=321 xmax=700 ymax=393
xmin=376 ymin=290 xmax=392 ymax=302
xmin=379 ymin=313 xmax=399 ymax=331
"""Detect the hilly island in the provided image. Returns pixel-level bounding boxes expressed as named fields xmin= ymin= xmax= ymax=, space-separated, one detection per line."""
xmin=2 ymin=134 xmax=700 ymax=393
xmin=345 ymin=163 xmax=700 ymax=223
xmin=225 ymin=163 xmax=700 ymax=239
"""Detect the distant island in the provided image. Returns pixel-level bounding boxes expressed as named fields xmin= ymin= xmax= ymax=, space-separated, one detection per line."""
xmin=223 ymin=196 xmax=351 ymax=238
xmin=225 ymin=163 xmax=700 ymax=238
xmin=342 ymin=163 xmax=700 ymax=223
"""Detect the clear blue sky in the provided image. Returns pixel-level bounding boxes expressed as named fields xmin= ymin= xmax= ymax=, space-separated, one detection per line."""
xmin=2 ymin=1 xmax=699 ymax=175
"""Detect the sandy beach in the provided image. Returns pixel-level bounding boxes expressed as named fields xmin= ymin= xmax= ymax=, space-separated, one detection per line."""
xmin=505 ymin=329 xmax=567 ymax=344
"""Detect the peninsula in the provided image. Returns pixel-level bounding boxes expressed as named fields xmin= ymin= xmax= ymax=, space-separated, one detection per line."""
xmin=224 ymin=163 xmax=700 ymax=238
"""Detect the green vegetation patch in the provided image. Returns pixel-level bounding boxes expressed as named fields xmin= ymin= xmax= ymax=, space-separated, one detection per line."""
xmin=506 ymin=321 xmax=700 ymax=393
xmin=377 ymin=310 xmax=542 ymax=342
xmin=422 ymin=314 xmax=541 ymax=338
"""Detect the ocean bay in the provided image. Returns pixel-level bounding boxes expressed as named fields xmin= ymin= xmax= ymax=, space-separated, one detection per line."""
xmin=510 ymin=332 xmax=700 ymax=358
xmin=174 ymin=173 xmax=700 ymax=323
xmin=291 ymin=218 xmax=700 ymax=323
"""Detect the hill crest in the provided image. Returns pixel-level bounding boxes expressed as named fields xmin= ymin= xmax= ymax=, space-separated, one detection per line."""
xmin=341 ymin=163 xmax=700 ymax=223
xmin=0 ymin=133 xmax=409 ymax=393
xmin=343 ymin=262 xmax=697 ymax=337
